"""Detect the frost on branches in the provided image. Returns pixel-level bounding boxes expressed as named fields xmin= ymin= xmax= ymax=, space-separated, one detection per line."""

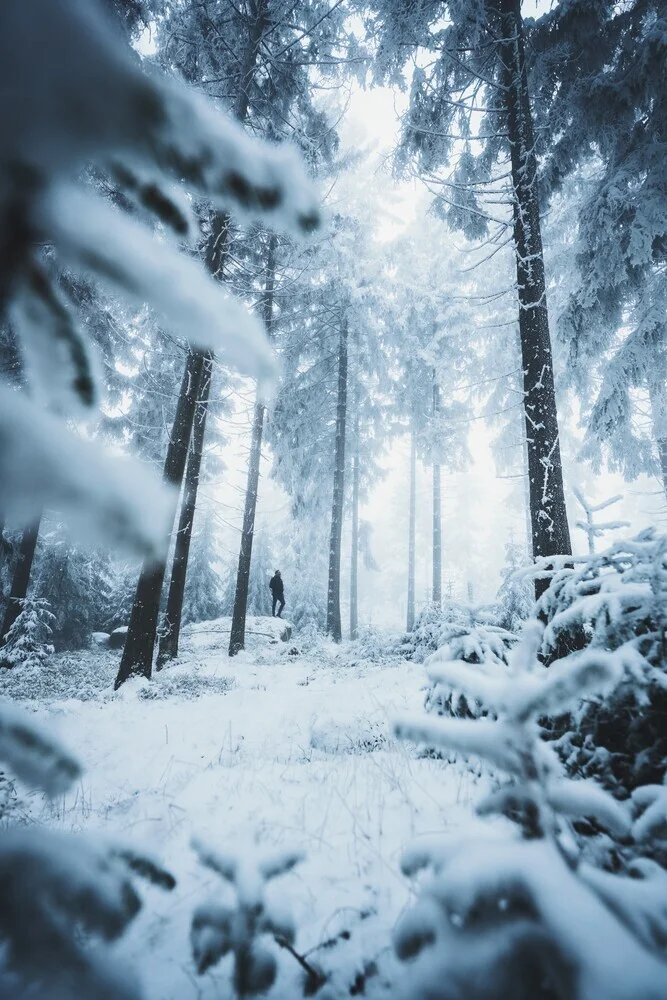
xmin=404 ymin=600 xmax=518 ymax=721
xmin=190 ymin=838 xmax=312 ymax=997
xmin=392 ymin=622 xmax=667 ymax=1000
xmin=535 ymin=528 xmax=667 ymax=792
xmin=0 ymin=0 xmax=320 ymax=556
xmin=1 ymin=597 xmax=54 ymax=668
xmin=0 ymin=701 xmax=175 ymax=999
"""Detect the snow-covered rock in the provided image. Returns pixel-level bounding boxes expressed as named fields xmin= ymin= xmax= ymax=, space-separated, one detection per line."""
xmin=109 ymin=626 xmax=128 ymax=649
xmin=90 ymin=632 xmax=110 ymax=648
xmin=183 ymin=616 xmax=293 ymax=654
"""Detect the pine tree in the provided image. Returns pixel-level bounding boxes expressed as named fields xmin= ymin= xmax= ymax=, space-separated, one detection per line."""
xmin=326 ymin=317 xmax=348 ymax=642
xmin=349 ymin=380 xmax=361 ymax=640
xmin=0 ymin=514 xmax=42 ymax=650
xmin=115 ymin=347 xmax=207 ymax=688
xmin=529 ymin=2 xmax=667 ymax=501
xmin=157 ymin=352 xmax=214 ymax=666
xmin=34 ymin=527 xmax=112 ymax=650
xmin=371 ymin=0 xmax=573 ymax=585
xmin=229 ymin=236 xmax=277 ymax=655
xmin=407 ymin=425 xmax=417 ymax=631
xmin=2 ymin=597 xmax=55 ymax=668
xmin=496 ymin=538 xmax=532 ymax=634
xmin=432 ymin=376 xmax=442 ymax=608
xmin=181 ymin=507 xmax=224 ymax=627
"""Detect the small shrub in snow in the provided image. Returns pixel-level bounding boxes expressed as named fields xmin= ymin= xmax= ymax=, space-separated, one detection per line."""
xmin=294 ymin=622 xmax=327 ymax=654
xmin=424 ymin=620 xmax=518 ymax=720
xmin=190 ymin=838 xmax=306 ymax=996
xmin=1 ymin=597 xmax=55 ymax=668
xmin=337 ymin=626 xmax=406 ymax=667
xmin=391 ymin=621 xmax=667 ymax=999
xmin=403 ymin=601 xmax=505 ymax=663
xmin=496 ymin=538 xmax=533 ymax=633
xmin=536 ymin=528 xmax=667 ymax=791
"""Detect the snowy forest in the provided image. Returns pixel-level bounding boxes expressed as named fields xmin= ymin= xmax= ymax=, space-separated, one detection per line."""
xmin=1 ymin=0 xmax=667 ymax=997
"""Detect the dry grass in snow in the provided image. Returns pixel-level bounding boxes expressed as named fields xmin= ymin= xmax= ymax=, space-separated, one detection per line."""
xmin=2 ymin=626 xmax=487 ymax=999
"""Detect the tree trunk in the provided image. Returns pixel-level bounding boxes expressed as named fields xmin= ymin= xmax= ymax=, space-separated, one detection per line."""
xmin=648 ymin=379 xmax=667 ymax=502
xmin=229 ymin=236 xmax=277 ymax=656
xmin=114 ymin=347 xmax=206 ymax=689
xmin=115 ymin=4 xmax=273 ymax=682
xmin=157 ymin=352 xmax=213 ymax=668
xmin=326 ymin=318 xmax=348 ymax=642
xmin=496 ymin=0 xmax=572 ymax=595
xmin=522 ymin=436 xmax=532 ymax=554
xmin=349 ymin=390 xmax=360 ymax=640
xmin=0 ymin=512 xmax=41 ymax=651
xmin=407 ymin=424 xmax=416 ymax=631
xmin=432 ymin=378 xmax=442 ymax=608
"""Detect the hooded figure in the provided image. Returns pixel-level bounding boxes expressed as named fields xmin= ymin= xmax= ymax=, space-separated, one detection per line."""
xmin=269 ymin=570 xmax=285 ymax=618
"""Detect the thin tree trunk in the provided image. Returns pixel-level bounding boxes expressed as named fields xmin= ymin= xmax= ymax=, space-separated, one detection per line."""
xmin=157 ymin=352 xmax=213 ymax=668
xmin=326 ymin=318 xmax=348 ymax=642
xmin=349 ymin=390 xmax=360 ymax=640
xmin=115 ymin=348 xmax=206 ymax=688
xmin=0 ymin=512 xmax=41 ymax=652
xmin=496 ymin=0 xmax=572 ymax=595
xmin=229 ymin=236 xmax=277 ymax=656
xmin=433 ymin=464 xmax=442 ymax=606
xmin=407 ymin=424 xmax=416 ymax=632
xmin=432 ymin=378 xmax=442 ymax=608
xmin=648 ymin=379 xmax=667 ymax=502
xmin=228 ymin=401 xmax=266 ymax=654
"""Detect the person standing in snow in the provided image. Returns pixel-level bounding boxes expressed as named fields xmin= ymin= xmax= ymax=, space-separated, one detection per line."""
xmin=269 ymin=570 xmax=285 ymax=618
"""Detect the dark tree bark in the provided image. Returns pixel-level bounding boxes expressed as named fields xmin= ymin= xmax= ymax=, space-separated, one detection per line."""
xmin=156 ymin=352 xmax=213 ymax=668
xmin=349 ymin=388 xmax=360 ymax=640
xmin=407 ymin=424 xmax=416 ymax=631
xmin=0 ymin=512 xmax=41 ymax=653
xmin=326 ymin=318 xmax=348 ymax=642
xmin=432 ymin=378 xmax=442 ymax=608
xmin=114 ymin=347 xmax=206 ymax=689
xmin=495 ymin=0 xmax=572 ymax=595
xmin=229 ymin=236 xmax=277 ymax=656
xmin=523 ymin=437 xmax=532 ymax=554
xmin=115 ymin=3 xmax=273 ymax=682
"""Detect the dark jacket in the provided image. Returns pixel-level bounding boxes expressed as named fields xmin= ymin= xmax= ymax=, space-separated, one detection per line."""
xmin=269 ymin=573 xmax=284 ymax=598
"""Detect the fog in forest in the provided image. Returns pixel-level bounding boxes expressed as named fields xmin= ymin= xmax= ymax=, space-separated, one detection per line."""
xmin=1 ymin=2 xmax=667 ymax=998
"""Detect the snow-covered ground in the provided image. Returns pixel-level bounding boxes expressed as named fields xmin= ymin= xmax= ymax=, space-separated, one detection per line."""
xmin=3 ymin=623 xmax=486 ymax=999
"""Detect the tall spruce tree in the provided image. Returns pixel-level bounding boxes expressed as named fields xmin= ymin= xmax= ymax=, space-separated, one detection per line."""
xmin=150 ymin=0 xmax=348 ymax=657
xmin=370 ymin=0 xmax=573 ymax=587
xmin=326 ymin=316 xmax=348 ymax=641
xmin=229 ymin=236 xmax=277 ymax=655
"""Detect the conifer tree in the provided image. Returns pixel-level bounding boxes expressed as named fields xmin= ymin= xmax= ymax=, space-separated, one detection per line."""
xmin=326 ymin=316 xmax=348 ymax=642
xmin=230 ymin=237 xmax=277 ymax=655
xmin=0 ymin=515 xmax=42 ymax=653
xmin=371 ymin=0 xmax=573 ymax=585
xmin=181 ymin=506 xmax=224 ymax=627
xmin=157 ymin=352 xmax=214 ymax=666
